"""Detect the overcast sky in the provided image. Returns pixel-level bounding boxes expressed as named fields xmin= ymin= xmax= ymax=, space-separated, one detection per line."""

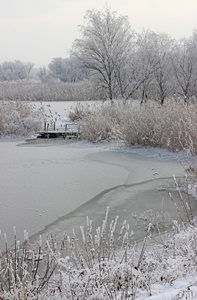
xmin=1 ymin=0 xmax=197 ymax=67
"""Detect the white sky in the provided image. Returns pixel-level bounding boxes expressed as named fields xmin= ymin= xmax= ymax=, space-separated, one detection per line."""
xmin=0 ymin=0 xmax=197 ymax=67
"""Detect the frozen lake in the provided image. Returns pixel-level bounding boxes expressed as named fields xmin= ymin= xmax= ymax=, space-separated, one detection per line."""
xmin=0 ymin=136 xmax=194 ymax=251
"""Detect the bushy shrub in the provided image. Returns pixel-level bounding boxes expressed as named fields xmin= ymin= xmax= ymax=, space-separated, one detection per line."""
xmin=0 ymin=100 xmax=42 ymax=137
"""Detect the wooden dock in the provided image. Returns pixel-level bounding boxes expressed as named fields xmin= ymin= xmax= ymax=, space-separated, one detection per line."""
xmin=37 ymin=123 xmax=80 ymax=139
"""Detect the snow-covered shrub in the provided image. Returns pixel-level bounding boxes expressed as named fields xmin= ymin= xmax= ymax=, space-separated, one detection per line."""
xmin=132 ymin=209 xmax=172 ymax=232
xmin=0 ymin=100 xmax=42 ymax=137
xmin=72 ymin=101 xmax=125 ymax=142
xmin=41 ymin=210 xmax=197 ymax=299
xmin=138 ymin=225 xmax=197 ymax=288
xmin=49 ymin=208 xmax=152 ymax=299
xmin=75 ymin=99 xmax=197 ymax=154
xmin=81 ymin=113 xmax=115 ymax=142
xmin=1 ymin=208 xmax=197 ymax=299
xmin=68 ymin=102 xmax=93 ymax=121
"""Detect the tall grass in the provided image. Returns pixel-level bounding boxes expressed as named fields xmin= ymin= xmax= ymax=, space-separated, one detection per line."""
xmin=0 ymin=81 xmax=105 ymax=102
xmin=1 ymin=204 xmax=197 ymax=299
xmin=71 ymin=100 xmax=197 ymax=154
xmin=0 ymin=231 xmax=58 ymax=299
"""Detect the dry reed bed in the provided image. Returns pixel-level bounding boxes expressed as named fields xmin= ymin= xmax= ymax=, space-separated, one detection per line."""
xmin=72 ymin=100 xmax=197 ymax=154
xmin=0 ymin=81 xmax=105 ymax=102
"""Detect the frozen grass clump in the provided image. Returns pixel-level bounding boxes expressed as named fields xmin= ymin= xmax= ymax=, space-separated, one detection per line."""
xmin=0 ymin=100 xmax=42 ymax=137
xmin=68 ymin=102 xmax=93 ymax=122
xmin=72 ymin=101 xmax=126 ymax=142
xmin=0 ymin=231 xmax=58 ymax=299
xmin=75 ymin=100 xmax=197 ymax=154
xmin=122 ymin=100 xmax=197 ymax=154
xmin=132 ymin=209 xmax=172 ymax=232
xmin=1 ymin=203 xmax=197 ymax=299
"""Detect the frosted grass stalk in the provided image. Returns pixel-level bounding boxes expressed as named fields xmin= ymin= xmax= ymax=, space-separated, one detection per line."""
xmin=80 ymin=226 xmax=85 ymax=244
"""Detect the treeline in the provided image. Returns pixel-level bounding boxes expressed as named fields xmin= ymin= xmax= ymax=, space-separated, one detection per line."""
xmin=0 ymin=59 xmax=86 ymax=84
xmin=71 ymin=7 xmax=197 ymax=104
xmin=1 ymin=8 xmax=197 ymax=103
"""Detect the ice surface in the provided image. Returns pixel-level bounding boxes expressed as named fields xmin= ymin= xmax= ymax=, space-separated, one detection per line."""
xmin=0 ymin=138 xmax=194 ymax=250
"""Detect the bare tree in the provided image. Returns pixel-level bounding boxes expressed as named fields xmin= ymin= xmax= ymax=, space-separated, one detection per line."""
xmin=150 ymin=33 xmax=174 ymax=104
xmin=172 ymin=33 xmax=197 ymax=102
xmin=72 ymin=7 xmax=134 ymax=101
xmin=136 ymin=30 xmax=160 ymax=103
xmin=118 ymin=30 xmax=160 ymax=102
xmin=37 ymin=66 xmax=49 ymax=82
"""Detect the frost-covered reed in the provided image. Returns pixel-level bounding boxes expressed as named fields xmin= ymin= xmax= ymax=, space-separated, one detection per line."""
xmin=71 ymin=99 xmax=197 ymax=154
xmin=0 ymin=198 xmax=197 ymax=299
xmin=0 ymin=81 xmax=105 ymax=102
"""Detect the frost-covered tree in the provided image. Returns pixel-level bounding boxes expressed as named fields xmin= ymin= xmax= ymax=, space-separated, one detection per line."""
xmin=0 ymin=60 xmax=34 ymax=81
xmin=172 ymin=33 xmax=197 ymax=102
xmin=135 ymin=30 xmax=160 ymax=103
xmin=37 ymin=66 xmax=49 ymax=82
xmin=48 ymin=57 xmax=89 ymax=82
xmin=72 ymin=7 xmax=134 ymax=101
xmin=48 ymin=57 xmax=69 ymax=82
xmin=118 ymin=30 xmax=160 ymax=101
xmin=190 ymin=30 xmax=197 ymax=99
xmin=150 ymin=33 xmax=174 ymax=104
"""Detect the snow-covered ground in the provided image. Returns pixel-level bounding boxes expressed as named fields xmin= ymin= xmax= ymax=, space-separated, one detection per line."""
xmin=134 ymin=277 xmax=197 ymax=299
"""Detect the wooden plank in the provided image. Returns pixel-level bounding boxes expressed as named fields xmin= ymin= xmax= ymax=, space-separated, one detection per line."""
xmin=36 ymin=130 xmax=79 ymax=139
